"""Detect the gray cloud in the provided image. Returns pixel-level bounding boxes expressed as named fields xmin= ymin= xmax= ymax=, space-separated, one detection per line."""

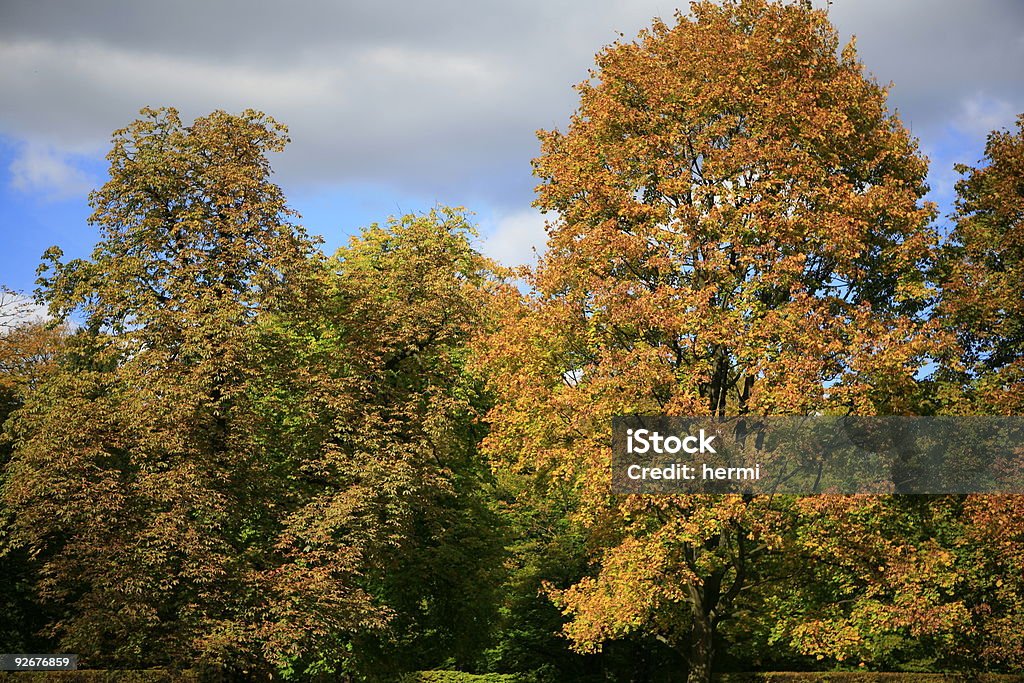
xmin=823 ymin=0 xmax=1024 ymax=134
xmin=1 ymin=0 xmax=1021 ymax=210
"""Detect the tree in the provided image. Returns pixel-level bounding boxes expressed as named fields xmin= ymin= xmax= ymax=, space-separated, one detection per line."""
xmin=2 ymin=107 xmax=319 ymax=672
xmin=0 ymin=288 xmax=64 ymax=655
xmin=937 ymin=114 xmax=1024 ymax=414
xmin=3 ymin=107 xmax=506 ymax=678
xmin=932 ymin=114 xmax=1024 ymax=669
xmin=0 ymin=287 xmax=61 ymax=406
xmin=327 ymin=211 xmax=504 ymax=676
xmin=762 ymin=496 xmax=971 ymax=670
xmin=757 ymin=114 xmax=1024 ymax=673
xmin=250 ymin=208 xmax=506 ymax=678
xmin=479 ymin=1 xmax=937 ymax=680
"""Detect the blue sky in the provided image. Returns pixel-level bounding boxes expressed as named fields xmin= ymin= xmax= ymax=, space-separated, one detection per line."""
xmin=1 ymin=0 xmax=1022 ymax=298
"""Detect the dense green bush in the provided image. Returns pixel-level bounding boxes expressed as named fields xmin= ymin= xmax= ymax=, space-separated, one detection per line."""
xmin=716 ymin=674 xmax=1024 ymax=682
xmin=401 ymin=672 xmax=1024 ymax=683
xmin=0 ymin=672 xmax=198 ymax=682
xmin=399 ymin=672 xmax=534 ymax=683
xmin=2 ymin=670 xmax=1020 ymax=682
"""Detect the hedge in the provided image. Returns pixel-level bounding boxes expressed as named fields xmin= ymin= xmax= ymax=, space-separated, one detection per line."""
xmin=716 ymin=674 xmax=1024 ymax=683
xmin=399 ymin=673 xmax=534 ymax=683
xmin=2 ymin=671 xmax=1019 ymax=682
xmin=402 ymin=673 xmax=1024 ymax=683
xmin=0 ymin=673 xmax=199 ymax=682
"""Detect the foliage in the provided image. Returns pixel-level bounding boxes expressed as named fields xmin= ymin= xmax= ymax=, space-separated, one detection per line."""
xmin=752 ymin=497 xmax=971 ymax=670
xmin=949 ymin=495 xmax=1024 ymax=669
xmin=252 ymin=208 xmax=506 ymax=678
xmin=2 ymin=107 xmax=319 ymax=673
xmin=478 ymin=1 xmax=939 ymax=681
xmin=2 ymin=8 xmax=1024 ymax=679
xmin=1 ymin=108 xmax=506 ymax=679
xmin=936 ymin=114 xmax=1024 ymax=413
xmin=0 ymin=288 xmax=66 ymax=654
xmin=0 ymin=673 xmax=200 ymax=683
xmin=931 ymin=117 xmax=1024 ymax=669
xmin=0 ymin=286 xmax=62 ymax=412
xmin=714 ymin=674 xmax=1024 ymax=682
xmin=398 ymin=672 xmax=534 ymax=683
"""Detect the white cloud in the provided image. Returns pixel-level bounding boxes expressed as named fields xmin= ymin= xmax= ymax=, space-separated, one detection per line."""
xmin=953 ymin=94 xmax=1018 ymax=138
xmin=0 ymin=289 xmax=49 ymax=331
xmin=481 ymin=208 xmax=550 ymax=267
xmin=9 ymin=141 xmax=93 ymax=199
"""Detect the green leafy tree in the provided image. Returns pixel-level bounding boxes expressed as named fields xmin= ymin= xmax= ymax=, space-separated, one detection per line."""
xmin=3 ymin=106 xmax=507 ymax=678
xmin=2 ymin=107 xmax=319 ymax=673
xmin=245 ymin=208 xmax=506 ymax=678
xmin=0 ymin=288 xmax=65 ymax=654
xmin=761 ymin=496 xmax=971 ymax=670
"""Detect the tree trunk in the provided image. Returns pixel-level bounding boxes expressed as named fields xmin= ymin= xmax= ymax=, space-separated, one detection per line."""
xmin=687 ymin=609 xmax=713 ymax=683
xmin=684 ymin=585 xmax=716 ymax=679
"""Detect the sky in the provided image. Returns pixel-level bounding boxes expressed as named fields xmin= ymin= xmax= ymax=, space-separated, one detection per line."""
xmin=1 ymin=0 xmax=1022 ymax=297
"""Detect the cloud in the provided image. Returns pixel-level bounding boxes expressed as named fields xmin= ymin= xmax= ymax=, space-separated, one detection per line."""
xmin=816 ymin=0 xmax=1024 ymax=139
xmin=0 ymin=289 xmax=49 ymax=330
xmin=912 ymin=93 xmax=1021 ymax=225
xmin=0 ymin=0 xmax=1021 ymax=213
xmin=0 ymin=0 xmax=670 ymax=209
xmin=0 ymin=35 xmax=547 ymax=203
xmin=953 ymin=94 xmax=1018 ymax=139
xmin=480 ymin=208 xmax=550 ymax=267
xmin=9 ymin=142 xmax=93 ymax=200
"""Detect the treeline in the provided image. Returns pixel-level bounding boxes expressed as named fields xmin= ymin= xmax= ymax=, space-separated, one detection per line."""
xmin=2 ymin=1 xmax=1024 ymax=681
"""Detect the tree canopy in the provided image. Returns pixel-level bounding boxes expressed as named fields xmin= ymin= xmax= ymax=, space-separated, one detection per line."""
xmin=2 ymin=3 xmax=1024 ymax=681
xmin=479 ymin=1 xmax=942 ymax=681
xmin=2 ymin=109 xmax=504 ymax=678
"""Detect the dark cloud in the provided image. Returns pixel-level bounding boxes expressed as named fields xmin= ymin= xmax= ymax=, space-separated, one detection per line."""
xmin=1 ymin=0 xmax=1021 ymax=210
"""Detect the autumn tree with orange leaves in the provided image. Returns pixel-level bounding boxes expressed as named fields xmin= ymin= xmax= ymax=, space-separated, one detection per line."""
xmin=930 ymin=114 xmax=1024 ymax=669
xmin=938 ymin=114 xmax=1024 ymax=414
xmin=478 ymin=1 xmax=939 ymax=680
xmin=766 ymin=114 xmax=1024 ymax=672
